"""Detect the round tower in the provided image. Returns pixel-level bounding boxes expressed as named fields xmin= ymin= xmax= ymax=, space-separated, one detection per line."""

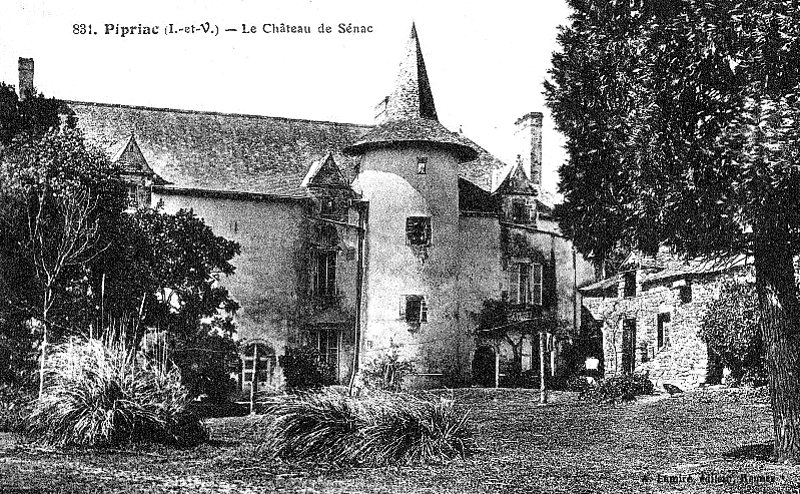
xmin=344 ymin=24 xmax=477 ymax=387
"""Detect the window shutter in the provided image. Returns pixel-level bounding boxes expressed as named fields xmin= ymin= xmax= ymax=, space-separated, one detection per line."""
xmin=399 ymin=296 xmax=406 ymax=317
xmin=420 ymin=297 xmax=428 ymax=323
xmin=509 ymin=266 xmax=520 ymax=304
xmin=532 ymin=263 xmax=543 ymax=306
xmin=327 ymin=252 xmax=336 ymax=296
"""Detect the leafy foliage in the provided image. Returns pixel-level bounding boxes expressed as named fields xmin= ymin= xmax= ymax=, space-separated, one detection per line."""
xmin=278 ymin=347 xmax=336 ymax=390
xmin=362 ymin=350 xmax=415 ymax=391
xmin=545 ymin=0 xmax=800 ymax=458
xmin=581 ymin=374 xmax=654 ymax=403
xmin=700 ymin=280 xmax=766 ymax=385
xmin=257 ymin=390 xmax=473 ymax=466
xmin=25 ymin=337 xmax=206 ymax=448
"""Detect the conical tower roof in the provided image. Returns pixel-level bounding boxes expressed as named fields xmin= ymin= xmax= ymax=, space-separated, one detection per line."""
xmin=384 ymin=23 xmax=438 ymax=121
xmin=344 ymin=24 xmax=477 ymax=162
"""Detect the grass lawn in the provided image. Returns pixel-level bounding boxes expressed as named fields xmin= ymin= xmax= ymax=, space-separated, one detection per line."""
xmin=0 ymin=387 xmax=794 ymax=493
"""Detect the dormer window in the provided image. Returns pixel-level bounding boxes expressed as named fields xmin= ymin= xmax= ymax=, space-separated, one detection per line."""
xmin=623 ymin=271 xmax=636 ymax=298
xmin=511 ymin=200 xmax=527 ymax=224
xmin=417 ymin=156 xmax=428 ymax=174
xmin=406 ymin=217 xmax=431 ymax=246
xmin=320 ymin=197 xmax=337 ymax=218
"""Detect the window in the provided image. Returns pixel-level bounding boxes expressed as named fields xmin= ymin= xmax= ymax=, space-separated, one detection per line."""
xmin=126 ymin=185 xmax=138 ymax=208
xmin=623 ymin=271 xmax=636 ymax=298
xmin=417 ymin=156 xmax=428 ymax=174
xmin=406 ymin=217 xmax=432 ymax=246
xmin=509 ymin=263 xmax=543 ymax=305
xmin=400 ymin=295 xmax=428 ymax=324
xmin=312 ymin=250 xmax=337 ymax=298
xmin=657 ymin=312 xmax=671 ymax=350
xmin=680 ymin=284 xmax=692 ymax=304
xmin=311 ymin=326 xmax=340 ymax=371
xmin=320 ymin=197 xmax=337 ymax=218
xmin=512 ymin=201 xmax=527 ymax=224
xmin=242 ymin=342 xmax=276 ymax=389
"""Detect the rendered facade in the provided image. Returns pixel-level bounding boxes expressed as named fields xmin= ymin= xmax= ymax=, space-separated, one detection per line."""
xmin=15 ymin=25 xmax=595 ymax=390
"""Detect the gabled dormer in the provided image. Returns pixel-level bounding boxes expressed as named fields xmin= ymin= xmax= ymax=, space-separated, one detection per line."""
xmin=494 ymin=159 xmax=539 ymax=225
xmin=110 ymin=133 xmax=165 ymax=209
xmin=302 ymin=153 xmax=354 ymax=220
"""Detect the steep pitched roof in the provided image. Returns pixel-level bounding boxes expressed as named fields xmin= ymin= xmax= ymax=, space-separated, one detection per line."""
xmin=384 ymin=23 xmax=438 ymax=122
xmin=493 ymin=159 xmax=538 ymax=196
xmin=108 ymin=133 xmax=168 ymax=184
xmin=68 ymin=101 xmax=371 ymax=199
xmin=301 ymin=152 xmax=350 ymax=189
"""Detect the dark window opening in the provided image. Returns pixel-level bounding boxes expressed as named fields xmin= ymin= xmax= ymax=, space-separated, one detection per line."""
xmin=320 ymin=197 xmax=338 ymax=218
xmin=511 ymin=201 xmax=527 ymax=223
xmin=312 ymin=250 xmax=337 ymax=298
xmin=657 ymin=312 xmax=671 ymax=350
xmin=680 ymin=284 xmax=692 ymax=303
xmin=406 ymin=217 xmax=432 ymax=246
xmin=400 ymin=295 xmax=428 ymax=324
xmin=417 ymin=156 xmax=428 ymax=174
xmin=622 ymin=318 xmax=637 ymax=374
xmin=311 ymin=326 xmax=339 ymax=371
xmin=623 ymin=272 xmax=636 ymax=298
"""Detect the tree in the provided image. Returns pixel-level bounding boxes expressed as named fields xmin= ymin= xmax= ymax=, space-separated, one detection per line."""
xmin=0 ymin=130 xmax=123 ymax=397
xmin=98 ymin=205 xmax=241 ymax=400
xmin=546 ymin=0 xmax=800 ymax=461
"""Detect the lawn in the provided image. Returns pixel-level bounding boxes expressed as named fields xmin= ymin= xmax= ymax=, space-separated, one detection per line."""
xmin=0 ymin=387 xmax=794 ymax=493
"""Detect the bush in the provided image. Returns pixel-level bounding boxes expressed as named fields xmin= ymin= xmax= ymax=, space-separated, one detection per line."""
xmin=700 ymin=279 xmax=767 ymax=385
xmin=582 ymin=374 xmax=654 ymax=402
xmin=362 ymin=351 xmax=414 ymax=391
xmin=257 ymin=390 xmax=473 ymax=466
xmin=25 ymin=337 xmax=207 ymax=448
xmin=278 ymin=347 xmax=336 ymax=390
xmin=0 ymin=384 xmax=33 ymax=433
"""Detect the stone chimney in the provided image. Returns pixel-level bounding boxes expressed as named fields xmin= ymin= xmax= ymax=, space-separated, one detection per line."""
xmin=18 ymin=58 xmax=34 ymax=100
xmin=514 ymin=112 xmax=543 ymax=188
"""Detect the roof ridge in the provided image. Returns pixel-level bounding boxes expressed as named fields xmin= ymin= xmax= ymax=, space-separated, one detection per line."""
xmin=64 ymin=100 xmax=374 ymax=128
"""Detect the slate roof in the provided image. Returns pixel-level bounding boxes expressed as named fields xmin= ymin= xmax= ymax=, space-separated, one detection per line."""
xmin=382 ymin=23 xmax=438 ymax=122
xmin=343 ymin=117 xmax=478 ymax=162
xmin=579 ymin=251 xmax=750 ymax=295
xmin=68 ymin=101 xmax=371 ymax=199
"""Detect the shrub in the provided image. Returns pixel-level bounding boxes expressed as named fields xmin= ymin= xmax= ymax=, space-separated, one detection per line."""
xmin=278 ymin=347 xmax=336 ymax=390
xmin=700 ymin=279 xmax=767 ymax=385
xmin=362 ymin=351 xmax=414 ymax=391
xmin=582 ymin=374 xmax=654 ymax=402
xmin=25 ymin=337 xmax=207 ymax=448
xmin=258 ymin=390 xmax=473 ymax=466
xmin=0 ymin=384 xmax=33 ymax=433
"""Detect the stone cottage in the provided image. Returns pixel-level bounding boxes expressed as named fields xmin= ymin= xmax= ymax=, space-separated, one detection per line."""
xmin=13 ymin=24 xmax=595 ymax=391
xmin=580 ymin=247 xmax=750 ymax=389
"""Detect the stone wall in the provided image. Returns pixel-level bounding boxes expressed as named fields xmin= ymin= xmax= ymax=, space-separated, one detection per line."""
xmin=583 ymin=269 xmax=747 ymax=390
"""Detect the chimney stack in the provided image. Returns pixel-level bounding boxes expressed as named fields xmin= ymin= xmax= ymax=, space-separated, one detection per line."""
xmin=18 ymin=58 xmax=34 ymax=100
xmin=514 ymin=112 xmax=543 ymax=189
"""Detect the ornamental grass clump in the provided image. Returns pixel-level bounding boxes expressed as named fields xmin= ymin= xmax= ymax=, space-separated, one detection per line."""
xmin=25 ymin=336 xmax=206 ymax=448
xmin=258 ymin=389 xmax=473 ymax=466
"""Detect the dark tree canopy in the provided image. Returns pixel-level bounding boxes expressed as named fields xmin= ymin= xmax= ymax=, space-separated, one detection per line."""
xmin=547 ymin=0 xmax=800 ymax=460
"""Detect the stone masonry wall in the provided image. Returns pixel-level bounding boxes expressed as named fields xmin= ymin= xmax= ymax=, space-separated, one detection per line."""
xmin=583 ymin=269 xmax=747 ymax=390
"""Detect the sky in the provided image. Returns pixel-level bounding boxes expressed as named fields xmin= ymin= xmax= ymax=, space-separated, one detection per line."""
xmin=0 ymin=0 xmax=572 ymax=196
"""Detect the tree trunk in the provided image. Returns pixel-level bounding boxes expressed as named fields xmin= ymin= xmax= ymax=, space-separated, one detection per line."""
xmin=755 ymin=230 xmax=800 ymax=463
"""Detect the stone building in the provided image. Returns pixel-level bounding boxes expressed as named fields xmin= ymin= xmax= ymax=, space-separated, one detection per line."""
xmin=580 ymin=247 xmax=750 ymax=390
xmin=13 ymin=24 xmax=595 ymax=390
